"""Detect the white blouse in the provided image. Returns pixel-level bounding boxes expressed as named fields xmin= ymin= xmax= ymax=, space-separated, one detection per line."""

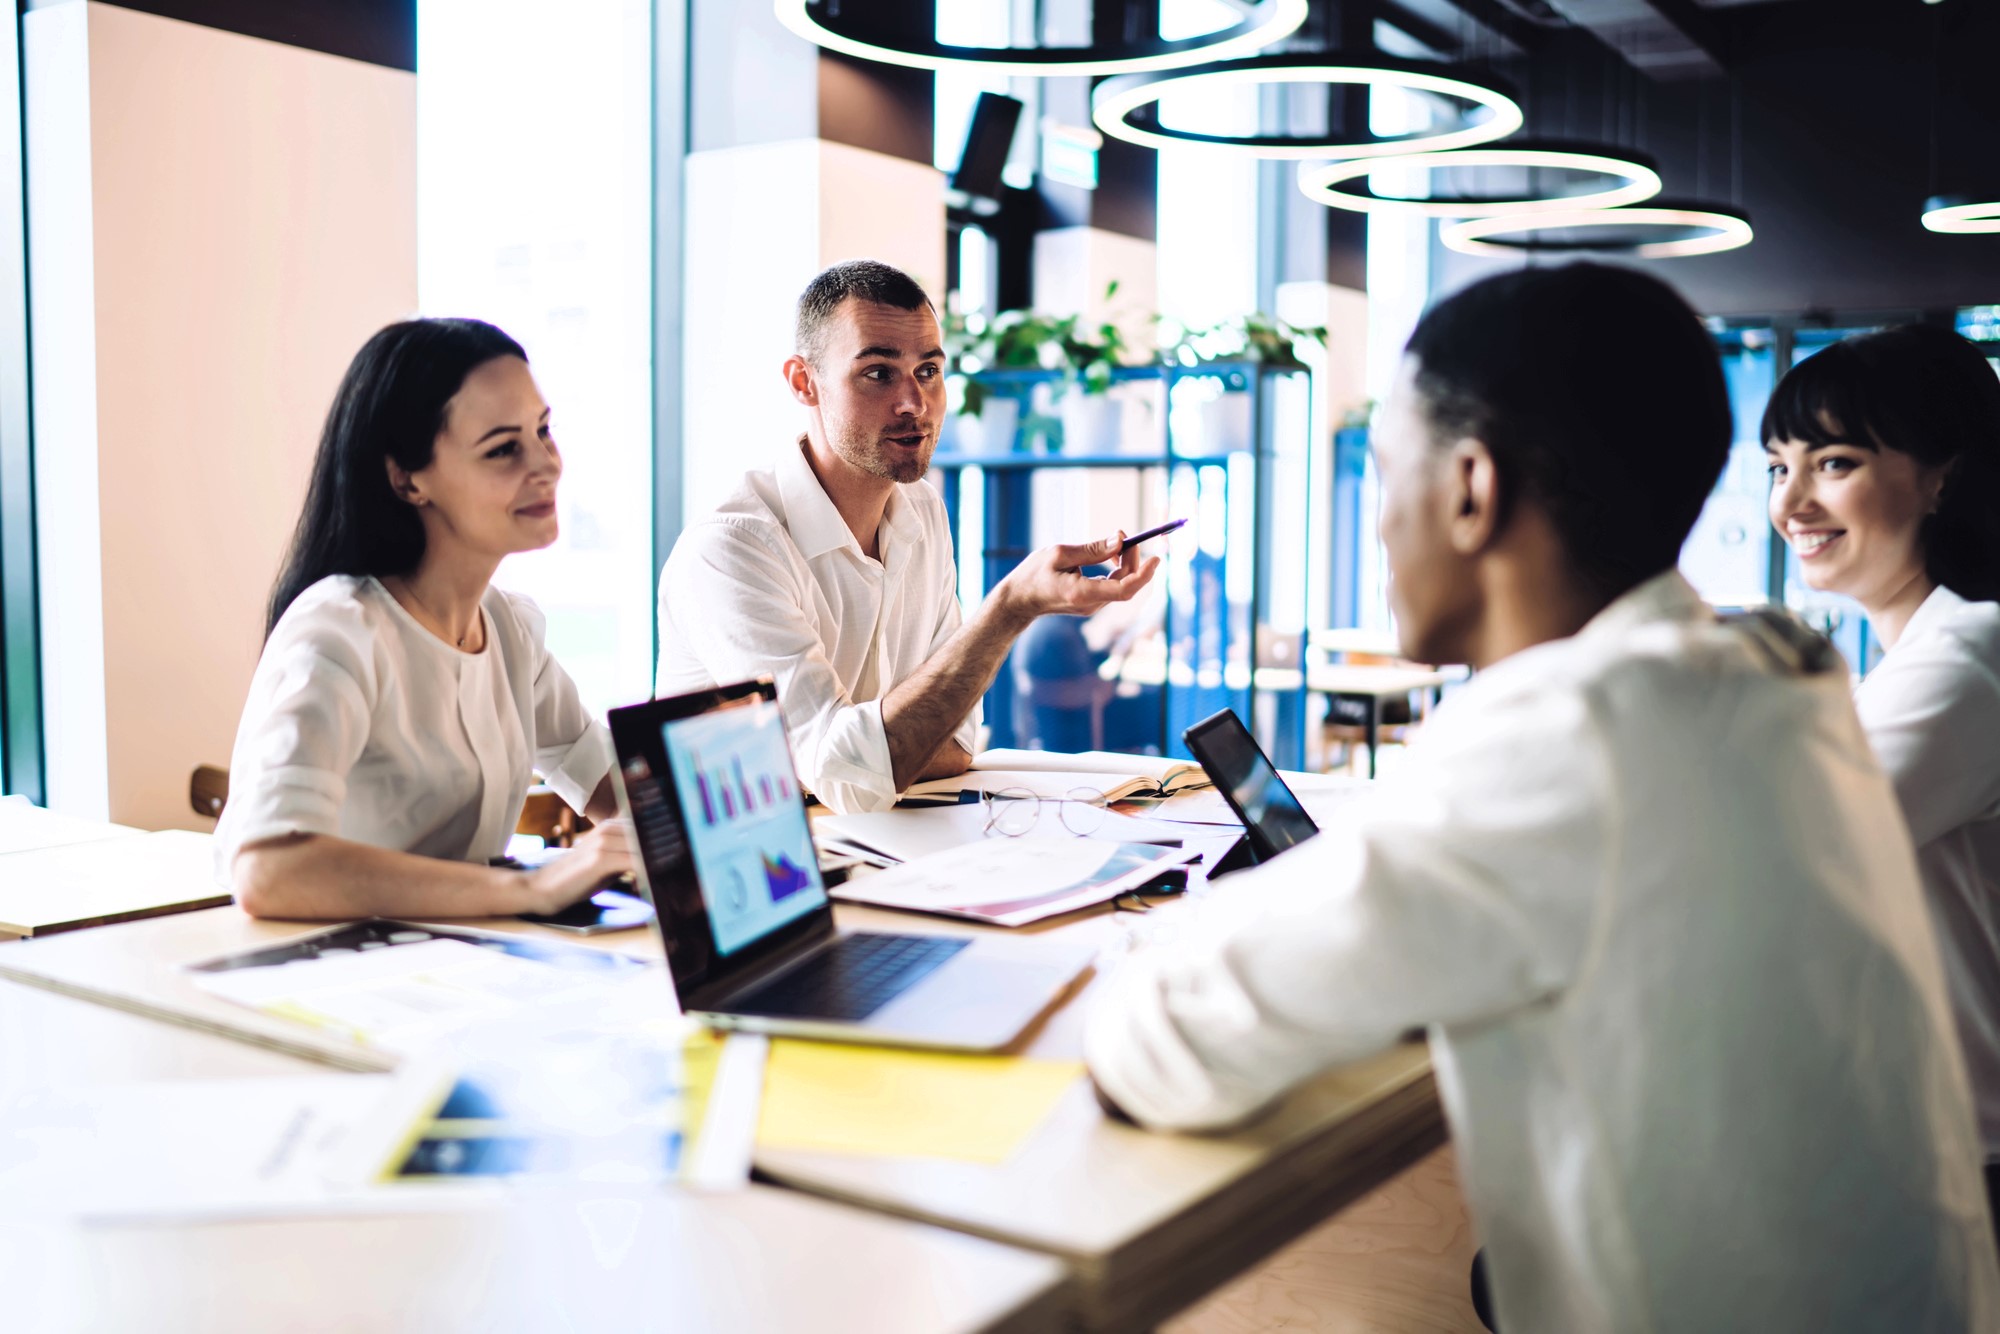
xmin=213 ymin=575 xmax=615 ymax=880
xmin=1086 ymin=574 xmax=1997 ymax=1332
xmin=1855 ymin=584 xmax=2000 ymax=1160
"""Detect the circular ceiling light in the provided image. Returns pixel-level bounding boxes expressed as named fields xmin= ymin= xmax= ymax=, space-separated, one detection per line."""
xmin=1092 ymin=54 xmax=1523 ymax=160
xmin=1922 ymin=193 xmax=2000 ymax=234
xmin=1297 ymin=141 xmax=1662 ymax=217
xmin=1440 ymin=202 xmax=1754 ymax=259
xmin=773 ymin=0 xmax=1307 ymax=77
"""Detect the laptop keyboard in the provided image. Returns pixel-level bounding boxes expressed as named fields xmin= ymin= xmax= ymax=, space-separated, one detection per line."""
xmin=729 ymin=933 xmax=972 ymax=1023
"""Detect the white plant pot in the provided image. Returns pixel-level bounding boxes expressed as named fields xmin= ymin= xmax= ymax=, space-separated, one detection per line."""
xmin=1059 ymin=393 xmax=1122 ymax=455
xmin=954 ymin=396 xmax=1020 ymax=456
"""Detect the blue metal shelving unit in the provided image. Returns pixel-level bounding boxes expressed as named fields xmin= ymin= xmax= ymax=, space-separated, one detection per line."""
xmin=932 ymin=360 xmax=1312 ymax=766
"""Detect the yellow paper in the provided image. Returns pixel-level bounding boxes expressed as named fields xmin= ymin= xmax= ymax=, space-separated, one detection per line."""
xmin=757 ymin=1040 xmax=1082 ymax=1165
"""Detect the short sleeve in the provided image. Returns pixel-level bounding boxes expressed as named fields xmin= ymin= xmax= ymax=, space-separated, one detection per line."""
xmin=1856 ymin=630 xmax=2000 ymax=848
xmin=505 ymin=591 xmax=615 ymax=812
xmin=659 ymin=522 xmax=898 ymax=814
xmin=213 ymin=600 xmax=375 ymax=879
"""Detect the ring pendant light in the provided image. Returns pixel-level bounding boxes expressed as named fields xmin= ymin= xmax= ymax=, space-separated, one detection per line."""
xmin=773 ymin=0 xmax=1307 ymax=77
xmin=1922 ymin=194 xmax=2000 ymax=234
xmin=1297 ymin=142 xmax=1662 ymax=217
xmin=1440 ymin=202 xmax=1754 ymax=259
xmin=1092 ymin=54 xmax=1523 ymax=160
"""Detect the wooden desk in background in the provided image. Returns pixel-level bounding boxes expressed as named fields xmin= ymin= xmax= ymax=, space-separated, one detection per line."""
xmin=0 ymin=976 xmax=1072 ymax=1334
xmin=1306 ymin=664 xmax=1453 ymax=779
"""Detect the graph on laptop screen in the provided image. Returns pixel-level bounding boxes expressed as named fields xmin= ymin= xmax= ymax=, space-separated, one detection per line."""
xmin=660 ymin=700 xmax=826 ymax=955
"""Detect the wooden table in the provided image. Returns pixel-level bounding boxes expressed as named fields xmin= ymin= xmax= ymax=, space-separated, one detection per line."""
xmin=0 ymin=859 xmax=1444 ymax=1332
xmin=0 ymin=977 xmax=1072 ymax=1334
xmin=1309 ymin=627 xmax=1407 ymax=660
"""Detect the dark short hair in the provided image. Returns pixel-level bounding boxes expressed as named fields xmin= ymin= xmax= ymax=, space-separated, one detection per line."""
xmin=267 ymin=318 xmax=527 ymax=638
xmin=1762 ymin=324 xmax=2000 ymax=603
xmin=1405 ymin=263 xmax=1731 ymax=598
xmin=796 ymin=259 xmax=935 ymax=366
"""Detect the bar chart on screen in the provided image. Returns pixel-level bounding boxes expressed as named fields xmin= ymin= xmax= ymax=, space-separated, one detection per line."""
xmin=661 ymin=702 xmax=828 ymax=956
xmin=688 ymin=749 xmax=797 ymax=828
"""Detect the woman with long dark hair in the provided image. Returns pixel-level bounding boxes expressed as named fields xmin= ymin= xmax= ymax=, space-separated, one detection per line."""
xmin=1764 ymin=323 xmax=2000 ymax=1208
xmin=217 ymin=318 xmax=632 ymax=918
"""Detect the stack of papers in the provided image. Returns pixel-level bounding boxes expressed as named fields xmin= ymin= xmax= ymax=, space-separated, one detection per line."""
xmin=817 ymin=802 xmax=1189 ymax=868
xmin=0 ymin=1019 xmax=768 ymax=1223
xmin=830 ymin=837 xmax=1193 ymax=927
xmin=186 ymin=920 xmax=649 ymax=1056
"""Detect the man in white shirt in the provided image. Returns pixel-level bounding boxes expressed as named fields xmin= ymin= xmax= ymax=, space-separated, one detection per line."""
xmin=1085 ymin=264 xmax=1999 ymax=1331
xmin=657 ymin=260 xmax=1157 ymax=813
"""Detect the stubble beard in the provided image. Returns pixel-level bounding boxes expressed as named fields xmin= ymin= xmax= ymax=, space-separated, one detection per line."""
xmin=835 ymin=425 xmax=933 ymax=485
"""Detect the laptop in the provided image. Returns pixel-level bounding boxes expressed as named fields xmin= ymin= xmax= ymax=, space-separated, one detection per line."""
xmin=1182 ymin=708 xmax=1321 ymax=877
xmin=607 ymin=680 xmax=1093 ymax=1051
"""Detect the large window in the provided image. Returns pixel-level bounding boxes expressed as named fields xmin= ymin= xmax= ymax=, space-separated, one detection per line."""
xmin=417 ymin=0 xmax=656 ymax=717
xmin=0 ymin=8 xmax=36 ymax=802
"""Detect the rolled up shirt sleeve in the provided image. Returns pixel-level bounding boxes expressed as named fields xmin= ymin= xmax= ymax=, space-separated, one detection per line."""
xmin=1084 ymin=681 xmax=1614 ymax=1131
xmin=213 ymin=616 xmax=374 ymax=883
xmin=659 ymin=523 xmax=900 ymax=814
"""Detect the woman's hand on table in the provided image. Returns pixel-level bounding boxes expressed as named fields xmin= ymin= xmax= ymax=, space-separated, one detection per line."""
xmin=523 ymin=818 xmax=637 ymax=913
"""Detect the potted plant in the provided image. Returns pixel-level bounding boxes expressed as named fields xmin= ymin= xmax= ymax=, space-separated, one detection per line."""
xmin=945 ymin=284 xmax=1133 ymax=454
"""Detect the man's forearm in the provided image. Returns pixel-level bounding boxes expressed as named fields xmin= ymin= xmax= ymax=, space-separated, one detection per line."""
xmin=917 ymin=738 xmax=973 ymax=782
xmin=880 ymin=600 xmax=1028 ymax=789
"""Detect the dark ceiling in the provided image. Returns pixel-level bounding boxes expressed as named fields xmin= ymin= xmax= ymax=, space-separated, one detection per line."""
xmin=1355 ymin=0 xmax=2000 ymax=315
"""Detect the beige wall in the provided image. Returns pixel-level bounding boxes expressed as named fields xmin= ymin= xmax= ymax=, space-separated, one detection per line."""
xmin=27 ymin=2 xmax=416 ymax=828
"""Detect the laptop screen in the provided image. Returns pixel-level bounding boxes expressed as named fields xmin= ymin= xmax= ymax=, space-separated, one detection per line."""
xmin=658 ymin=698 xmax=825 ymax=954
xmin=608 ymin=682 xmax=834 ymax=1001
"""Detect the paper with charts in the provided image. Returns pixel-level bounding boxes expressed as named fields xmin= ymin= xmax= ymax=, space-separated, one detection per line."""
xmin=831 ymin=836 xmax=1194 ymax=927
xmin=186 ymin=921 xmax=648 ymax=1055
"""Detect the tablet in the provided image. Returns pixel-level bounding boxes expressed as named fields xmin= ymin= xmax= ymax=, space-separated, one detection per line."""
xmin=1181 ymin=709 xmax=1320 ymax=862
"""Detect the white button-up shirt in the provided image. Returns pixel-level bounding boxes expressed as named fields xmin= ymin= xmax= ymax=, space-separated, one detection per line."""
xmin=214 ymin=575 xmax=614 ymax=879
xmin=1857 ymin=584 xmax=2000 ymax=1161
xmin=1086 ymin=573 xmax=1998 ymax=1333
xmin=655 ymin=440 xmax=976 ymax=815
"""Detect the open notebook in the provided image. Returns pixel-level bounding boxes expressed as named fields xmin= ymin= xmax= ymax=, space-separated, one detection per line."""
xmin=903 ymin=749 xmax=1212 ymax=803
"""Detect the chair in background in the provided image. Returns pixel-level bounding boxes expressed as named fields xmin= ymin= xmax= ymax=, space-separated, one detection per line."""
xmin=190 ymin=764 xmax=230 ymax=820
xmin=1010 ymin=615 xmax=1116 ymax=753
xmin=189 ymin=766 xmax=588 ymax=847
xmin=517 ymin=786 xmax=590 ymax=847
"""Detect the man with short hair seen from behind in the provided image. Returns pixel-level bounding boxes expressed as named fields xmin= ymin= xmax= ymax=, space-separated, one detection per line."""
xmin=656 ymin=259 xmax=1158 ymax=813
xmin=1085 ymin=264 xmax=2000 ymax=1332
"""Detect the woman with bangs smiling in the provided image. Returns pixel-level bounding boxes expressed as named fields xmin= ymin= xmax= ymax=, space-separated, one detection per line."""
xmin=1764 ymin=323 xmax=2000 ymax=1222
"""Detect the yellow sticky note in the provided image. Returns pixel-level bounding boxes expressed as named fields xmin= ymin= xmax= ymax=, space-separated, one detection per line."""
xmin=757 ymin=1041 xmax=1083 ymax=1165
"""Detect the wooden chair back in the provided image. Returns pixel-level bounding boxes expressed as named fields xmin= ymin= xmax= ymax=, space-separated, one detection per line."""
xmin=190 ymin=764 xmax=230 ymax=819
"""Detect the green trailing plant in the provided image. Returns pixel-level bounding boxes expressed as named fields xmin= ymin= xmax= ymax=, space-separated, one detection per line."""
xmin=945 ymin=281 xmax=1327 ymax=417
xmin=1163 ymin=312 xmax=1328 ymax=371
xmin=946 ymin=282 xmax=1131 ymax=417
